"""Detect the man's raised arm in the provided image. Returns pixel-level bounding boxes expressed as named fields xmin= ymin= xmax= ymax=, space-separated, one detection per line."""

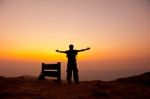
xmin=56 ymin=49 xmax=66 ymax=53
xmin=78 ymin=47 xmax=90 ymax=52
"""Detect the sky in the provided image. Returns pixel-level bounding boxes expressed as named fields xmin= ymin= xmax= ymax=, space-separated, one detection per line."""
xmin=0 ymin=0 xmax=150 ymax=80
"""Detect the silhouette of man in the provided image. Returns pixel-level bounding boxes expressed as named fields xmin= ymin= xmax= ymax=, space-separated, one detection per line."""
xmin=56 ymin=44 xmax=90 ymax=83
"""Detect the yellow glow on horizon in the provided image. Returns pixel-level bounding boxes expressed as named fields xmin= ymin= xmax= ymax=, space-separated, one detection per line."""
xmin=1 ymin=45 xmax=149 ymax=63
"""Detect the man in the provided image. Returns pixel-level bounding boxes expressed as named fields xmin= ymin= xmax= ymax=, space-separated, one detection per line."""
xmin=56 ymin=44 xmax=90 ymax=83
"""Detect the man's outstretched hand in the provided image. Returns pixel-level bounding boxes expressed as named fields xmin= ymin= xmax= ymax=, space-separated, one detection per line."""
xmin=56 ymin=49 xmax=59 ymax=52
xmin=86 ymin=47 xmax=90 ymax=50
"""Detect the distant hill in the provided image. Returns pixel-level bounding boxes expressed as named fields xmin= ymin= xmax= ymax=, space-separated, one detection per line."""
xmin=116 ymin=72 xmax=150 ymax=86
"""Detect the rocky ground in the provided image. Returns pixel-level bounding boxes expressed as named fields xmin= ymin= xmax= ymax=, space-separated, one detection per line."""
xmin=0 ymin=72 xmax=150 ymax=99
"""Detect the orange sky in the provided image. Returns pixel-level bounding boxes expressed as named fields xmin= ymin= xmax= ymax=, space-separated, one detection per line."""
xmin=0 ymin=0 xmax=150 ymax=80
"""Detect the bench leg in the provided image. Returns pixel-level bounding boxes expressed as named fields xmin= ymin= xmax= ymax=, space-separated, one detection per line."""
xmin=38 ymin=74 xmax=45 ymax=80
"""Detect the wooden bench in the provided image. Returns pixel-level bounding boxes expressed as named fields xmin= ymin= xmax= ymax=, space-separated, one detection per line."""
xmin=38 ymin=62 xmax=61 ymax=82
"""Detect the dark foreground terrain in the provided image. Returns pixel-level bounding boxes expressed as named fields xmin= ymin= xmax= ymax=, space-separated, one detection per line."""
xmin=0 ymin=72 xmax=150 ymax=99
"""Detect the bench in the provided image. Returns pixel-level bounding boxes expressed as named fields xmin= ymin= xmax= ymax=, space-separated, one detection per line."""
xmin=38 ymin=62 xmax=61 ymax=82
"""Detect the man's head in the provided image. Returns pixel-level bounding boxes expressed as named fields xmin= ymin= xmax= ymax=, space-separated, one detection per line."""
xmin=69 ymin=44 xmax=74 ymax=50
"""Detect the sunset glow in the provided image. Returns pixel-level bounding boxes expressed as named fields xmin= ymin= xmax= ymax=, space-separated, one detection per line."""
xmin=0 ymin=0 xmax=150 ymax=80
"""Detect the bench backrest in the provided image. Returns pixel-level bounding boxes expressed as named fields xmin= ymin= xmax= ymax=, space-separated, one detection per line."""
xmin=41 ymin=62 xmax=61 ymax=81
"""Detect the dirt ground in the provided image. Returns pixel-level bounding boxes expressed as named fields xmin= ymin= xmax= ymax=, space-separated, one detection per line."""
xmin=0 ymin=72 xmax=150 ymax=99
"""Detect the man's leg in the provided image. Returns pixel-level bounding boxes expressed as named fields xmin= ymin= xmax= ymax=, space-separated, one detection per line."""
xmin=67 ymin=71 xmax=72 ymax=83
xmin=73 ymin=67 xmax=79 ymax=83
